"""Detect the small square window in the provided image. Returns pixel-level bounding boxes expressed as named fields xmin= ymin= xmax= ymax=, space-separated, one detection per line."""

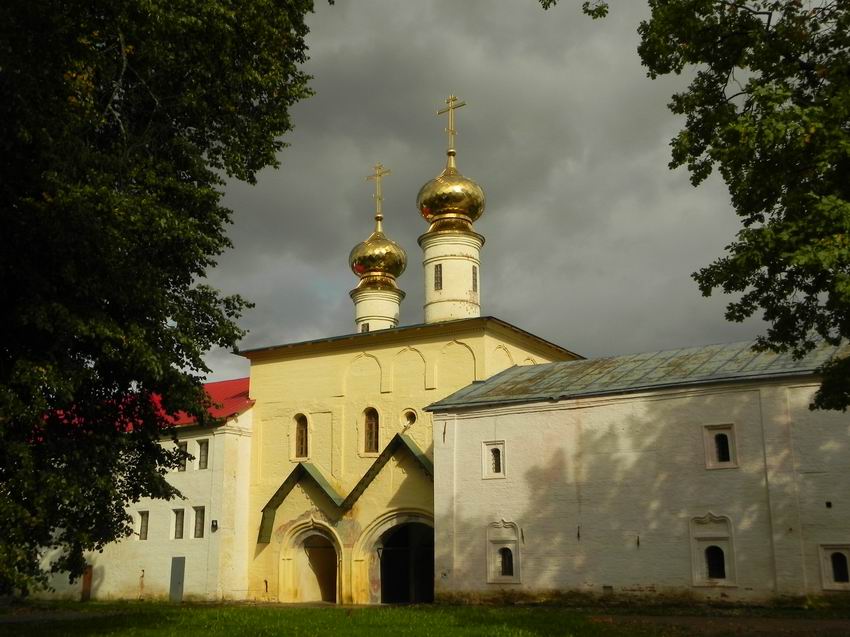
xmin=482 ymin=441 xmax=505 ymax=479
xmin=193 ymin=506 xmax=205 ymax=539
xmin=361 ymin=323 xmax=369 ymax=333
xmin=138 ymin=511 xmax=149 ymax=541
xmin=821 ymin=545 xmax=850 ymax=590
xmin=173 ymin=509 xmax=184 ymax=539
xmin=703 ymin=425 xmax=738 ymax=469
xmin=197 ymin=439 xmax=209 ymax=470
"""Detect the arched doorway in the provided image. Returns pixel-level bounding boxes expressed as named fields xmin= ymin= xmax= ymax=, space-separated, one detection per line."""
xmin=379 ymin=522 xmax=434 ymax=603
xmin=295 ymin=532 xmax=338 ymax=602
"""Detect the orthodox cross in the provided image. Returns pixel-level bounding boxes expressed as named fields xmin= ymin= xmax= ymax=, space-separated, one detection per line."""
xmin=437 ymin=94 xmax=467 ymax=152
xmin=366 ymin=162 xmax=391 ymax=224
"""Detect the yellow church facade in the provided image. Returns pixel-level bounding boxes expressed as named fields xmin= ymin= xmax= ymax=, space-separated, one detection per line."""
xmin=242 ymin=317 xmax=576 ymax=603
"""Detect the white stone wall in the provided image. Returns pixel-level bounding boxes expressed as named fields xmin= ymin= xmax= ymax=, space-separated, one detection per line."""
xmin=38 ymin=411 xmax=252 ymax=601
xmin=434 ymin=380 xmax=850 ymax=600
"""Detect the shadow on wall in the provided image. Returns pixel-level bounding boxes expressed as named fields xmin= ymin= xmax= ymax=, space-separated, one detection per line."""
xmin=440 ymin=383 xmax=850 ymax=600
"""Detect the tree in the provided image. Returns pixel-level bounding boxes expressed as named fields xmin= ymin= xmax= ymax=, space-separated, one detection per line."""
xmin=0 ymin=0 xmax=316 ymax=594
xmin=543 ymin=1 xmax=850 ymax=410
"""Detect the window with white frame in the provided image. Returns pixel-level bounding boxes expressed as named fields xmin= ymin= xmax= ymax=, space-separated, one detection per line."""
xmin=820 ymin=545 xmax=850 ymax=590
xmin=197 ymin=439 xmax=209 ymax=470
xmin=193 ymin=506 xmax=205 ymax=539
xmin=177 ymin=441 xmax=188 ymax=472
xmin=690 ymin=513 xmax=735 ymax=586
xmin=703 ymin=424 xmax=738 ymax=469
xmin=487 ymin=520 xmax=520 ymax=584
xmin=482 ymin=441 xmax=505 ymax=479
xmin=173 ymin=509 xmax=185 ymax=539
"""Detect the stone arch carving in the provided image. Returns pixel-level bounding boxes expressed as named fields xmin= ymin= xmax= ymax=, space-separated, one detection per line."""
xmin=392 ymin=347 xmax=427 ymax=393
xmin=491 ymin=345 xmax=515 ymax=375
xmin=352 ymin=508 xmax=433 ymax=604
xmin=437 ymin=340 xmax=476 ymax=391
xmin=522 ymin=357 xmax=537 ymax=365
xmin=342 ymin=352 xmax=383 ymax=397
xmin=279 ymin=517 xmax=343 ymax=603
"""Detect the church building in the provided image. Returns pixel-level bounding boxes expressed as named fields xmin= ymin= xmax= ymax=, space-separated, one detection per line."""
xmin=39 ymin=96 xmax=850 ymax=604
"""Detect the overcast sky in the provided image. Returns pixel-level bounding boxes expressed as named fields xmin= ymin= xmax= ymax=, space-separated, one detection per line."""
xmin=203 ymin=0 xmax=764 ymax=381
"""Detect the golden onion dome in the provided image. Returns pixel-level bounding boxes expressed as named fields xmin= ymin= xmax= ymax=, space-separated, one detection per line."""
xmin=417 ymin=151 xmax=485 ymax=229
xmin=349 ymin=220 xmax=407 ymax=280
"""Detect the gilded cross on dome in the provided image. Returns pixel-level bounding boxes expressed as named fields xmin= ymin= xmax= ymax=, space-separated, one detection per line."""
xmin=437 ymin=94 xmax=466 ymax=156
xmin=366 ymin=162 xmax=391 ymax=228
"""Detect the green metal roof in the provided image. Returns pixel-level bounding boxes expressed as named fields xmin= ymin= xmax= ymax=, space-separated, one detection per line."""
xmin=427 ymin=339 xmax=850 ymax=412
xmin=257 ymin=434 xmax=432 ymax=544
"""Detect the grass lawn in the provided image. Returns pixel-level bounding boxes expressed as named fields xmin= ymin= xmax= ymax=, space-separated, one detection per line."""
xmin=2 ymin=601 xmax=850 ymax=637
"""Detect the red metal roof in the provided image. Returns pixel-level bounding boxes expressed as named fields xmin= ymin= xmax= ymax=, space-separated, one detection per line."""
xmin=173 ymin=377 xmax=253 ymax=426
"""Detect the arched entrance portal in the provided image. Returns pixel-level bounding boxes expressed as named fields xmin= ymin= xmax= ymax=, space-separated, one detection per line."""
xmin=295 ymin=532 xmax=338 ymax=603
xmin=379 ymin=522 xmax=434 ymax=603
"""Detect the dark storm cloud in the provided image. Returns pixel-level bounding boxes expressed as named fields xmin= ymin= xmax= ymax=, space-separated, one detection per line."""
xmin=204 ymin=0 xmax=763 ymax=381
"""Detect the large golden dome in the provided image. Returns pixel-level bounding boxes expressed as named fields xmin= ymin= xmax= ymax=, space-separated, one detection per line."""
xmin=417 ymin=152 xmax=485 ymax=232
xmin=349 ymin=226 xmax=407 ymax=280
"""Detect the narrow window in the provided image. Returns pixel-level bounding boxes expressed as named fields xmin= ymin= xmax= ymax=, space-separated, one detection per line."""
xmin=705 ymin=545 xmax=726 ymax=579
xmin=198 ymin=439 xmax=209 ymax=470
xmin=434 ymin=264 xmax=442 ymax=291
xmin=472 ymin=265 xmax=478 ymax=292
xmin=714 ymin=433 xmax=731 ymax=463
xmin=177 ymin=441 xmax=188 ymax=471
xmin=295 ymin=414 xmax=308 ymax=458
xmin=491 ymin=448 xmax=502 ymax=474
xmin=173 ymin=509 xmax=184 ymax=539
xmin=138 ymin=511 xmax=149 ymax=541
xmin=193 ymin=506 xmax=205 ymax=539
xmin=364 ymin=408 xmax=379 ymax=453
xmin=361 ymin=323 xmax=369 ymax=333
xmin=499 ymin=547 xmax=514 ymax=577
xmin=832 ymin=552 xmax=850 ymax=583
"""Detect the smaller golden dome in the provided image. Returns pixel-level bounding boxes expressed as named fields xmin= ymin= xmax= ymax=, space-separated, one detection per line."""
xmin=417 ymin=153 xmax=485 ymax=230
xmin=349 ymin=223 xmax=407 ymax=281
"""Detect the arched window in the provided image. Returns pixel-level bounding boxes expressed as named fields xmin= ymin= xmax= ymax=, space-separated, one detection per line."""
xmin=472 ymin=265 xmax=478 ymax=292
xmin=705 ymin=545 xmax=726 ymax=579
xmin=499 ymin=547 xmax=513 ymax=577
xmin=714 ymin=433 xmax=731 ymax=463
xmin=832 ymin=552 xmax=850 ymax=583
xmin=434 ymin=264 xmax=442 ymax=291
xmin=364 ymin=408 xmax=379 ymax=453
xmin=295 ymin=414 xmax=308 ymax=458
xmin=491 ymin=448 xmax=502 ymax=474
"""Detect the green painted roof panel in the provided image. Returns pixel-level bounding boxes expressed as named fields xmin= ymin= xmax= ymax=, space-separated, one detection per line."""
xmin=428 ymin=339 xmax=850 ymax=412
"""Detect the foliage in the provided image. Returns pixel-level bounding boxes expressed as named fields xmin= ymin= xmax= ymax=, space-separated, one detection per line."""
xmin=0 ymin=0 xmax=315 ymax=594
xmin=543 ymin=1 xmax=850 ymax=410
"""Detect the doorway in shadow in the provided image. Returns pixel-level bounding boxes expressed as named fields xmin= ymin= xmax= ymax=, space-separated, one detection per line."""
xmin=379 ymin=522 xmax=434 ymax=603
xmin=300 ymin=533 xmax=337 ymax=602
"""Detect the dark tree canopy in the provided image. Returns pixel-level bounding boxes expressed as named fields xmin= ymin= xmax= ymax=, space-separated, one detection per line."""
xmin=0 ymin=0 xmax=315 ymax=593
xmin=544 ymin=1 xmax=850 ymax=410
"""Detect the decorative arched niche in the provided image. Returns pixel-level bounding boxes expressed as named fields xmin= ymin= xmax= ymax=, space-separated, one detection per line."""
xmin=487 ymin=520 xmax=520 ymax=584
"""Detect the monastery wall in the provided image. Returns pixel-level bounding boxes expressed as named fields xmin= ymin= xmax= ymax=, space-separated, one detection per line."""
xmin=433 ymin=380 xmax=850 ymax=600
